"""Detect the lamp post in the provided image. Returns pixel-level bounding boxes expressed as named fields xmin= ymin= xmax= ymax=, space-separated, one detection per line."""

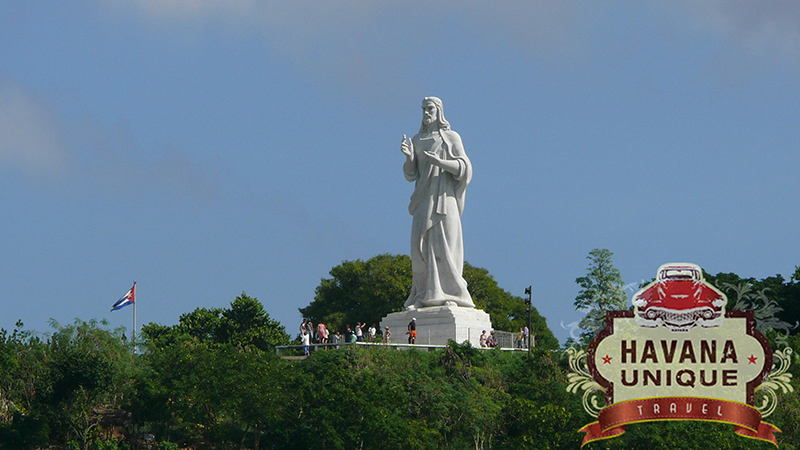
xmin=524 ymin=286 xmax=532 ymax=354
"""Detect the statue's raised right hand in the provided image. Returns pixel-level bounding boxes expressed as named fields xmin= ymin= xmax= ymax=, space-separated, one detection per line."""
xmin=401 ymin=134 xmax=414 ymax=160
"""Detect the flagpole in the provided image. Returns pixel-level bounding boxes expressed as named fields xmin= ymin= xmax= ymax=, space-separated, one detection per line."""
xmin=111 ymin=282 xmax=137 ymax=349
xmin=132 ymin=281 xmax=137 ymax=349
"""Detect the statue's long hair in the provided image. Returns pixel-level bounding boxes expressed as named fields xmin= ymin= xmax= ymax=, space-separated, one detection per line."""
xmin=419 ymin=97 xmax=450 ymax=133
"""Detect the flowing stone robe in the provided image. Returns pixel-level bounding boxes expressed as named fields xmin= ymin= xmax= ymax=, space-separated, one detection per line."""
xmin=403 ymin=129 xmax=474 ymax=309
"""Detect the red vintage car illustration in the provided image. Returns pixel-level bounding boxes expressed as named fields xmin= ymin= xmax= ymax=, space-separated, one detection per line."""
xmin=632 ymin=263 xmax=726 ymax=332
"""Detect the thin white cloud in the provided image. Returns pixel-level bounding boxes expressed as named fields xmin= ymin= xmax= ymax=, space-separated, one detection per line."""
xmin=112 ymin=1 xmax=584 ymax=54
xmin=107 ymin=1 xmax=383 ymax=36
xmin=66 ymin=115 xmax=223 ymax=204
xmin=112 ymin=1 xmax=800 ymax=70
xmin=678 ymin=1 xmax=800 ymax=63
xmin=0 ymin=78 xmax=220 ymax=202
xmin=106 ymin=1 xmax=590 ymax=109
xmin=0 ymin=80 xmax=67 ymax=176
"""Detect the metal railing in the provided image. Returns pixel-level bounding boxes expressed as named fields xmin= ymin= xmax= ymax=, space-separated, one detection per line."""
xmin=275 ymin=335 xmax=529 ymax=356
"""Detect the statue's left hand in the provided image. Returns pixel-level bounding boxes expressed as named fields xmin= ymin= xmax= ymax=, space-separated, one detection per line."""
xmin=423 ymin=151 xmax=461 ymax=176
xmin=423 ymin=151 xmax=443 ymax=166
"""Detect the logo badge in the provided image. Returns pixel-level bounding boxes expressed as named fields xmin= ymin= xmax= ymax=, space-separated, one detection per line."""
xmin=568 ymin=263 xmax=792 ymax=447
xmin=633 ymin=263 xmax=726 ymax=332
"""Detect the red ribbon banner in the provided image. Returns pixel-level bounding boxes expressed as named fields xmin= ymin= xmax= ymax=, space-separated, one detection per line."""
xmin=579 ymin=397 xmax=780 ymax=447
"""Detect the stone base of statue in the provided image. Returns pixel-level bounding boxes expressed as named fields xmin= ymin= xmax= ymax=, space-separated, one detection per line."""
xmin=380 ymin=306 xmax=493 ymax=348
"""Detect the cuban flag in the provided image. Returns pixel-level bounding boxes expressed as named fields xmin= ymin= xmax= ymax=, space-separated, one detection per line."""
xmin=111 ymin=283 xmax=136 ymax=311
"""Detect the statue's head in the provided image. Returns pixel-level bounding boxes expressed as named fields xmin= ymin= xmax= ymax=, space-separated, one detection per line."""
xmin=419 ymin=97 xmax=450 ymax=133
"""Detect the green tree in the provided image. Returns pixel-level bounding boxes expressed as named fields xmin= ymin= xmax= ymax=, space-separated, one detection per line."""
xmin=135 ymin=338 xmax=288 ymax=448
xmin=494 ymin=348 xmax=586 ymax=449
xmin=463 ymin=264 xmax=558 ymax=349
xmin=143 ymin=293 xmax=290 ymax=351
xmin=44 ymin=319 xmax=135 ymax=450
xmin=301 ymin=254 xmax=558 ymax=348
xmin=705 ymin=270 xmax=800 ymax=338
xmin=281 ymin=343 xmax=510 ymax=450
xmin=573 ymin=249 xmax=627 ymax=341
xmin=0 ymin=321 xmax=47 ymax=416
xmin=218 ymin=349 xmax=287 ymax=450
xmin=299 ymin=254 xmax=412 ymax=333
xmin=0 ymin=321 xmax=51 ymax=449
xmin=136 ymin=293 xmax=290 ymax=448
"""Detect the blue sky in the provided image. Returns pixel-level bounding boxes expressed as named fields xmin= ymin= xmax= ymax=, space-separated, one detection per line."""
xmin=2 ymin=1 xmax=798 ymax=343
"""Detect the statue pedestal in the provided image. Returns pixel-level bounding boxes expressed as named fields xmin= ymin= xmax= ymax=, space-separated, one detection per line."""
xmin=380 ymin=306 xmax=493 ymax=347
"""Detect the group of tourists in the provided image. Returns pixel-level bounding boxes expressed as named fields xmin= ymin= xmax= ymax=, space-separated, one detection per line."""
xmin=300 ymin=318 xmax=528 ymax=353
xmin=300 ymin=319 xmax=395 ymax=354
xmin=478 ymin=326 xmax=530 ymax=349
xmin=341 ymin=322 xmax=380 ymax=343
xmin=479 ymin=330 xmax=497 ymax=348
xmin=515 ymin=326 xmax=530 ymax=349
xmin=299 ymin=319 xmax=327 ymax=355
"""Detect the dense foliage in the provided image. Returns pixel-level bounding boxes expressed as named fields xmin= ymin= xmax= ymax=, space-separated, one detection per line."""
xmin=1 ymin=325 xmax=798 ymax=449
xmin=706 ymin=268 xmax=800 ymax=341
xmin=141 ymin=293 xmax=291 ymax=352
xmin=0 ymin=319 xmax=135 ymax=450
xmin=299 ymin=254 xmax=558 ymax=349
xmin=1 ymin=266 xmax=798 ymax=449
